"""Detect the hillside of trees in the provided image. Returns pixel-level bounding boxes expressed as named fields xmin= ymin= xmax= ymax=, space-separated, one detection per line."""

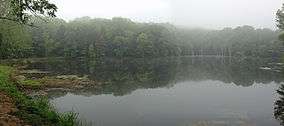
xmin=0 ymin=17 xmax=282 ymax=59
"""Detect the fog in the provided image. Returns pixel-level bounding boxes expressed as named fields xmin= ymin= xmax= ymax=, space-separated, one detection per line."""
xmin=172 ymin=0 xmax=283 ymax=29
xmin=2 ymin=0 xmax=284 ymax=125
xmin=51 ymin=0 xmax=283 ymax=29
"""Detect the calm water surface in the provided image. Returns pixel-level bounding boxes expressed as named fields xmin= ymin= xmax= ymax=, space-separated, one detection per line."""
xmin=29 ymin=57 xmax=284 ymax=126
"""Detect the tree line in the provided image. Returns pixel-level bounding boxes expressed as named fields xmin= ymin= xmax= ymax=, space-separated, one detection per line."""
xmin=0 ymin=17 xmax=282 ymax=59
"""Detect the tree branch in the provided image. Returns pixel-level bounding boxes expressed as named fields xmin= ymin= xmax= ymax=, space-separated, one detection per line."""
xmin=0 ymin=16 xmax=39 ymax=28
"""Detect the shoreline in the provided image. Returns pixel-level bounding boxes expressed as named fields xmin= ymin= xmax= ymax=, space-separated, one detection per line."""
xmin=0 ymin=65 xmax=79 ymax=126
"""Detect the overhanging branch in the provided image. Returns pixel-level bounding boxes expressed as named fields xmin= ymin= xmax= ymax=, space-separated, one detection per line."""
xmin=0 ymin=17 xmax=39 ymax=28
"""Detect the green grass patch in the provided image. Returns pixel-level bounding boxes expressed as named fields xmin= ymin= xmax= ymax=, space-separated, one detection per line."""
xmin=20 ymin=79 xmax=41 ymax=87
xmin=0 ymin=65 xmax=79 ymax=126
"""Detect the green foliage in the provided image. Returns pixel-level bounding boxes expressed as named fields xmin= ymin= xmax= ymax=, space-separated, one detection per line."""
xmin=176 ymin=26 xmax=281 ymax=57
xmin=58 ymin=112 xmax=79 ymax=126
xmin=26 ymin=17 xmax=280 ymax=59
xmin=277 ymin=4 xmax=284 ymax=30
xmin=279 ymin=32 xmax=284 ymax=41
xmin=0 ymin=65 xmax=78 ymax=126
xmin=0 ymin=16 xmax=281 ymax=59
xmin=275 ymin=84 xmax=284 ymax=125
xmin=0 ymin=0 xmax=57 ymax=24
xmin=20 ymin=79 xmax=41 ymax=87
xmin=0 ymin=20 xmax=32 ymax=59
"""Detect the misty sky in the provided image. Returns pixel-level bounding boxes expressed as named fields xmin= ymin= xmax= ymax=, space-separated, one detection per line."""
xmin=51 ymin=0 xmax=283 ymax=29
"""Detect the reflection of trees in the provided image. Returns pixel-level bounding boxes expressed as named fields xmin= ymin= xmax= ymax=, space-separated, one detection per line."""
xmin=176 ymin=57 xmax=282 ymax=86
xmin=90 ymin=57 xmax=179 ymax=96
xmin=47 ymin=89 xmax=69 ymax=99
xmin=274 ymin=84 xmax=284 ymax=125
xmin=32 ymin=57 xmax=283 ymax=97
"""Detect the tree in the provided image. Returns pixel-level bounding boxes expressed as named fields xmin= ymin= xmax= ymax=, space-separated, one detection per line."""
xmin=0 ymin=20 xmax=32 ymax=58
xmin=276 ymin=4 xmax=284 ymax=41
xmin=0 ymin=0 xmax=57 ymax=24
xmin=274 ymin=84 xmax=284 ymax=125
xmin=277 ymin=4 xmax=284 ymax=30
xmin=136 ymin=33 xmax=153 ymax=57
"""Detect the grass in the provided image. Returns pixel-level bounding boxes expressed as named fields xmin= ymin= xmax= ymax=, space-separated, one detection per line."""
xmin=20 ymin=79 xmax=41 ymax=87
xmin=0 ymin=65 xmax=79 ymax=126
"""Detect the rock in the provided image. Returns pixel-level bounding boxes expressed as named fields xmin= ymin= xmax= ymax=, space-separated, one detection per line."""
xmin=55 ymin=75 xmax=90 ymax=81
xmin=79 ymin=75 xmax=89 ymax=81
xmin=259 ymin=67 xmax=271 ymax=70
xmin=74 ymin=85 xmax=84 ymax=89
xmin=14 ymin=75 xmax=26 ymax=82
xmin=56 ymin=75 xmax=79 ymax=80
xmin=27 ymin=90 xmax=48 ymax=98
xmin=69 ymin=75 xmax=80 ymax=80
xmin=56 ymin=75 xmax=66 ymax=79
xmin=20 ymin=69 xmax=50 ymax=74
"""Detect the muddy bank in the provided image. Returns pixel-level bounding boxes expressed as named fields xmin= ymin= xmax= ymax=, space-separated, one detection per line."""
xmin=0 ymin=65 xmax=79 ymax=126
xmin=12 ymin=68 xmax=101 ymax=97
xmin=19 ymin=74 xmax=100 ymax=89
xmin=0 ymin=92 xmax=29 ymax=126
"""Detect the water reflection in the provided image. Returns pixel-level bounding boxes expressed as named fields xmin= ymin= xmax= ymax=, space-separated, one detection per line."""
xmin=51 ymin=81 xmax=280 ymax=126
xmin=36 ymin=57 xmax=283 ymax=126
xmin=26 ymin=57 xmax=283 ymax=97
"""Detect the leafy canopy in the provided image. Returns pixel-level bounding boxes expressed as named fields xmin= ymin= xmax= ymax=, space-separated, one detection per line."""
xmin=277 ymin=4 xmax=284 ymax=30
xmin=0 ymin=0 xmax=57 ymax=24
xmin=276 ymin=3 xmax=284 ymax=40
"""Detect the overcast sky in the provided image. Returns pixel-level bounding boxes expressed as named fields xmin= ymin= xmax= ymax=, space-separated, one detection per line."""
xmin=51 ymin=0 xmax=283 ymax=29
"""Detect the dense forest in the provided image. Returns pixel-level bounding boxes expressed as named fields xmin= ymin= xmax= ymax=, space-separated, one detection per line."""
xmin=0 ymin=17 xmax=282 ymax=59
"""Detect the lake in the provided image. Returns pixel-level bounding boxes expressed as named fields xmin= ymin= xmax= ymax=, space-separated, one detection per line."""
xmin=27 ymin=57 xmax=284 ymax=126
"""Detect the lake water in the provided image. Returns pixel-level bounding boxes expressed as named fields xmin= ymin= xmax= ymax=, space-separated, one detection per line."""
xmin=29 ymin=57 xmax=284 ymax=126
